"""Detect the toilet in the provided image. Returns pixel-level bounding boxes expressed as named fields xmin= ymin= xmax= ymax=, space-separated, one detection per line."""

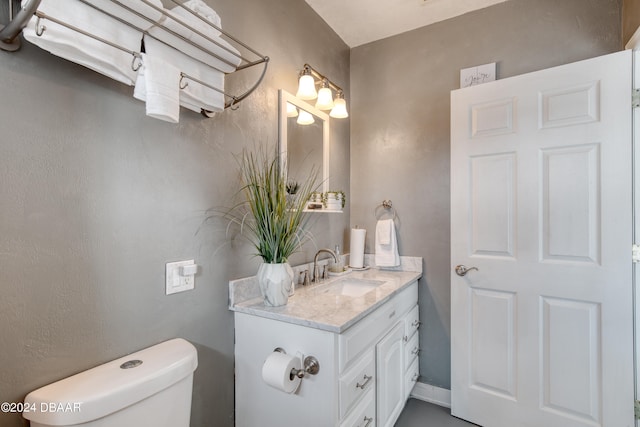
xmin=22 ymin=338 xmax=198 ymax=427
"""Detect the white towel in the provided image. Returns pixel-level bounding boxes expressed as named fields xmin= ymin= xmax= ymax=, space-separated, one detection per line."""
xmin=173 ymin=0 xmax=222 ymax=37
xmin=375 ymin=219 xmax=400 ymax=268
xmin=141 ymin=37 xmax=225 ymax=114
xmin=137 ymin=53 xmax=181 ymax=123
xmin=83 ymin=0 xmax=165 ymax=31
xmin=22 ymin=0 xmax=163 ymax=86
xmin=147 ymin=2 xmax=241 ymax=73
xmin=376 ymin=218 xmax=391 ymax=245
xmin=133 ymin=62 xmax=147 ymax=102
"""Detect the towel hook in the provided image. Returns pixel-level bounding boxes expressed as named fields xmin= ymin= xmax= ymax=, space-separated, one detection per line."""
xmin=131 ymin=54 xmax=142 ymax=72
xmin=35 ymin=16 xmax=46 ymax=37
xmin=229 ymin=96 xmax=240 ymax=111
xmin=179 ymin=73 xmax=189 ymax=89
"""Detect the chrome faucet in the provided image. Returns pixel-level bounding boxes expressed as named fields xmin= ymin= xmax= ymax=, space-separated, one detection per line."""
xmin=312 ymin=248 xmax=338 ymax=283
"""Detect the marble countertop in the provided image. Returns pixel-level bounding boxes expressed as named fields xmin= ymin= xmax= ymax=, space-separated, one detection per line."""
xmin=229 ymin=257 xmax=422 ymax=333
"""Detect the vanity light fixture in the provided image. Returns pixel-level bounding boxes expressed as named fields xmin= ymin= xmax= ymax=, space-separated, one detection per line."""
xmin=297 ymin=110 xmax=315 ymax=125
xmin=296 ymin=64 xmax=348 ymax=119
xmin=296 ymin=68 xmax=318 ymax=100
xmin=315 ymin=80 xmax=334 ymax=110
xmin=329 ymin=91 xmax=348 ymax=118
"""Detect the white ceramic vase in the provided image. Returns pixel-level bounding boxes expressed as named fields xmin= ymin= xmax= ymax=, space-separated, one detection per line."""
xmin=257 ymin=262 xmax=294 ymax=307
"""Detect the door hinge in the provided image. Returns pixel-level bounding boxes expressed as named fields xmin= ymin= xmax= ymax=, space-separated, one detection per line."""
xmin=633 ymin=244 xmax=640 ymax=263
xmin=634 ymin=89 xmax=640 ymax=108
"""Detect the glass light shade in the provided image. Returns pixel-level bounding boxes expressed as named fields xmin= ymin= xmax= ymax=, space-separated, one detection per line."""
xmin=296 ymin=74 xmax=317 ymax=100
xmin=286 ymin=102 xmax=298 ymax=117
xmin=297 ymin=110 xmax=315 ymax=125
xmin=330 ymin=97 xmax=348 ymax=118
xmin=315 ymin=87 xmax=334 ymax=110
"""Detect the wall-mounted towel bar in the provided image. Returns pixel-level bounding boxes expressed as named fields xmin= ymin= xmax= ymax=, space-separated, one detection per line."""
xmin=0 ymin=0 xmax=269 ymax=116
xmin=374 ymin=199 xmax=398 ymax=220
xmin=0 ymin=0 xmax=37 ymax=51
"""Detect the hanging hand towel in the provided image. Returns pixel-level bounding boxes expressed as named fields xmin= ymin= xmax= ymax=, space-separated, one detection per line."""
xmin=375 ymin=219 xmax=400 ymax=268
xmin=179 ymin=65 xmax=225 ymax=113
xmin=142 ymin=37 xmax=225 ymax=114
xmin=138 ymin=53 xmax=181 ymax=123
xmin=22 ymin=0 xmax=163 ymax=86
xmin=376 ymin=218 xmax=391 ymax=245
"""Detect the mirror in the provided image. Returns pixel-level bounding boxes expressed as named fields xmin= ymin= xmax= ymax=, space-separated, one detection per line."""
xmin=279 ymin=90 xmax=330 ymax=195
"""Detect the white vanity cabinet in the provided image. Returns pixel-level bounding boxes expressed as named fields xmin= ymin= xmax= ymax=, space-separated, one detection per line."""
xmin=403 ymin=305 xmax=421 ymax=400
xmin=234 ymin=279 xmax=419 ymax=427
xmin=376 ymin=322 xmax=406 ymax=427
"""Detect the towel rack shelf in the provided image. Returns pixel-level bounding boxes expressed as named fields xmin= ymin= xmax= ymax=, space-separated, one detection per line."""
xmin=0 ymin=0 xmax=269 ymax=115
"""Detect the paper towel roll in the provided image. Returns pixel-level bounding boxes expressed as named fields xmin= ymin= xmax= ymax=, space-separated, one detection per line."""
xmin=349 ymin=228 xmax=367 ymax=268
xmin=261 ymin=351 xmax=302 ymax=393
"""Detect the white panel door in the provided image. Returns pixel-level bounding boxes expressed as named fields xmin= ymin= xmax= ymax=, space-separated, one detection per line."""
xmin=451 ymin=50 xmax=634 ymax=427
xmin=634 ymin=49 xmax=640 ymax=427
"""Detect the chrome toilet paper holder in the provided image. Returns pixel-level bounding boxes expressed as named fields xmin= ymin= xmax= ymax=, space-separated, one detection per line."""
xmin=274 ymin=348 xmax=320 ymax=379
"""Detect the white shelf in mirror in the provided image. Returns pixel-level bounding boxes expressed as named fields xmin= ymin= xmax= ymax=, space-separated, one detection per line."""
xmin=303 ymin=208 xmax=343 ymax=213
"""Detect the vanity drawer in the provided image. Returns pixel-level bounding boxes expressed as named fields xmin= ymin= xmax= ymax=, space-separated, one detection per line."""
xmin=340 ymin=388 xmax=375 ymax=427
xmin=339 ymin=281 xmax=418 ymax=372
xmin=404 ymin=305 xmax=420 ymax=340
xmin=339 ymin=350 xmax=375 ymax=419
xmin=404 ymin=331 xmax=420 ymax=369
xmin=404 ymin=358 xmax=419 ymax=400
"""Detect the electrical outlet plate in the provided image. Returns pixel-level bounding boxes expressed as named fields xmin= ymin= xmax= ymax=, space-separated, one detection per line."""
xmin=166 ymin=260 xmax=195 ymax=295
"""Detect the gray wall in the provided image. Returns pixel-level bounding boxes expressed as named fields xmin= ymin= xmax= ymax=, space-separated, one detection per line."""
xmin=0 ymin=1 xmax=349 ymax=426
xmin=350 ymin=0 xmax=622 ymax=390
xmin=624 ymin=0 xmax=640 ymax=45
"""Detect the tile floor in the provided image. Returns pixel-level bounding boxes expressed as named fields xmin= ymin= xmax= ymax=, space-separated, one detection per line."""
xmin=395 ymin=399 xmax=479 ymax=427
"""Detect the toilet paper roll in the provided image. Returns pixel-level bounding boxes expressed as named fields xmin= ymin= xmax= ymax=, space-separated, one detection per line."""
xmin=349 ymin=228 xmax=367 ymax=268
xmin=261 ymin=351 xmax=302 ymax=394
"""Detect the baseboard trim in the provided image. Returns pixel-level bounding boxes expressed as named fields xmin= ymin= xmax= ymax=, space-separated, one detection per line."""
xmin=410 ymin=382 xmax=452 ymax=408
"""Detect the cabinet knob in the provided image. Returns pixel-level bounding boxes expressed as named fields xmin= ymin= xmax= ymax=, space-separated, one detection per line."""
xmin=411 ymin=319 xmax=421 ymax=329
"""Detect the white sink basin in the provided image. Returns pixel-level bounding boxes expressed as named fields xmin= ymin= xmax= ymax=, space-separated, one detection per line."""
xmin=322 ymin=278 xmax=386 ymax=297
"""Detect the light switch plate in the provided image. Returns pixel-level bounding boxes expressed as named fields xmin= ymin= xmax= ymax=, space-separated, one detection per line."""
xmin=166 ymin=260 xmax=195 ymax=295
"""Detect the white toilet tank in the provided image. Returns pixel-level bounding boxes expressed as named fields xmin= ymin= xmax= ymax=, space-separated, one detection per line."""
xmin=22 ymin=338 xmax=198 ymax=427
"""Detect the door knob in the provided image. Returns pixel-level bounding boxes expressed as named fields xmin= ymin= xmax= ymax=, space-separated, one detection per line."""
xmin=455 ymin=265 xmax=478 ymax=277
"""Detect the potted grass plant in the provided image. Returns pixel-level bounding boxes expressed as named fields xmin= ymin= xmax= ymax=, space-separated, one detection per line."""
xmin=227 ymin=148 xmax=319 ymax=306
